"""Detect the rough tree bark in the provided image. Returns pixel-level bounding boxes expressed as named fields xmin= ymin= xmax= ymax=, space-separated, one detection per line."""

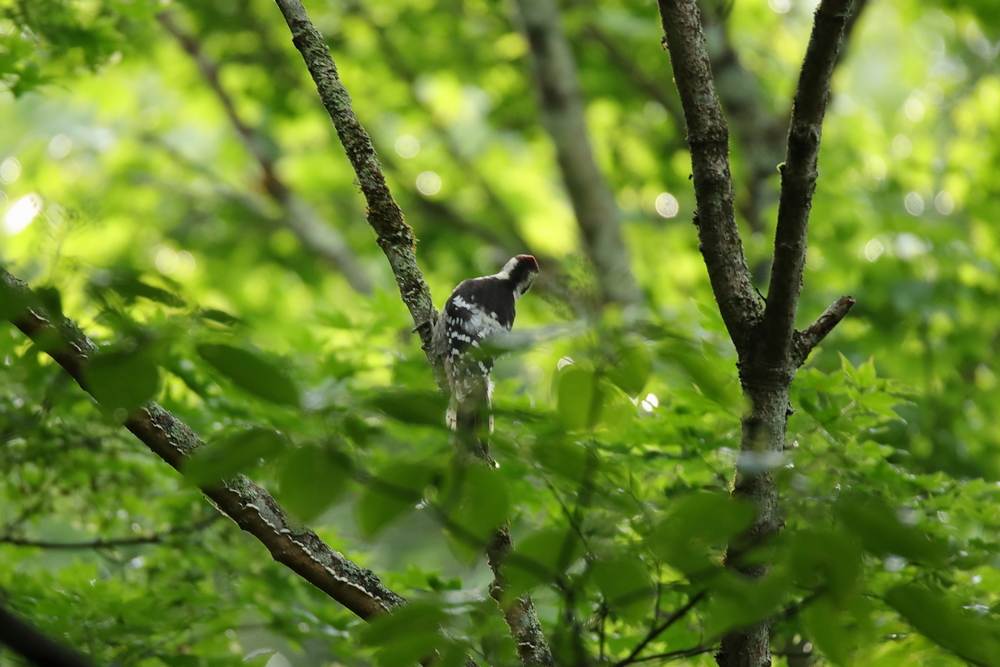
xmin=0 ymin=268 xmax=406 ymax=621
xmin=512 ymin=0 xmax=640 ymax=307
xmin=271 ymin=1 xmax=553 ymax=664
xmin=656 ymin=1 xmax=855 ymax=666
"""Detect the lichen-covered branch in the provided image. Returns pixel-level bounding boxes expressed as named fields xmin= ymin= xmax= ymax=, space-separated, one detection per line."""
xmin=656 ymin=0 xmax=763 ymax=354
xmin=1 ymin=267 xmax=405 ymax=621
xmin=760 ymin=0 xmax=853 ymax=370
xmin=156 ymin=11 xmax=373 ymax=296
xmin=512 ymin=0 xmax=640 ymax=306
xmin=271 ymin=0 xmax=440 ymax=373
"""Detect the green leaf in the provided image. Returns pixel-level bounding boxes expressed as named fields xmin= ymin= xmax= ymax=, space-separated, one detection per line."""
xmin=86 ymin=347 xmax=159 ymax=413
xmin=357 ymin=601 xmax=452 ymax=667
xmin=532 ymin=438 xmax=593 ymax=483
xmin=556 ymin=365 xmax=598 ymax=430
xmin=276 ymin=443 xmax=353 ymax=523
xmin=0 ymin=278 xmax=32 ymax=320
xmin=801 ymin=596 xmax=856 ymax=666
xmin=357 ymin=462 xmax=435 ymax=537
xmin=184 ymin=427 xmax=286 ymax=486
xmin=197 ymin=343 xmax=299 ymax=407
xmin=703 ymin=568 xmax=793 ymax=639
xmin=369 ymin=389 xmax=447 ymax=427
xmin=198 ymin=309 xmax=242 ymax=326
xmin=505 ymin=528 xmax=584 ymax=601
xmin=886 ymin=584 xmax=1000 ymax=667
xmin=606 ymin=338 xmax=652 ymax=396
xmin=443 ymin=465 xmax=509 ymax=555
xmin=589 ymin=557 xmax=654 ymax=621
xmin=648 ymin=491 xmax=754 ymax=575
xmin=835 ymin=493 xmax=946 ymax=565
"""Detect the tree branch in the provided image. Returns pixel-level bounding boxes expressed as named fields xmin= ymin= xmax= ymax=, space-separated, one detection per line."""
xmin=512 ymin=0 xmax=640 ymax=306
xmin=156 ymin=11 xmax=373 ymax=296
xmin=0 ymin=516 xmax=220 ymax=550
xmin=791 ymin=295 xmax=855 ymax=366
xmin=656 ymin=0 xmax=763 ymax=354
xmin=1 ymin=267 xmax=406 ymax=622
xmin=271 ymin=0 xmax=440 ymax=376
xmin=0 ymin=603 xmax=94 ymax=667
xmin=759 ymin=0 xmax=853 ymax=370
xmin=610 ymin=590 xmax=707 ymax=667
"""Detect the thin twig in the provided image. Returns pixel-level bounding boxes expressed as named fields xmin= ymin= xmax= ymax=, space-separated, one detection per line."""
xmin=0 ymin=516 xmax=220 ymax=550
xmin=792 ymin=295 xmax=856 ymax=366
xmin=610 ymin=590 xmax=707 ymax=667
xmin=156 ymin=11 xmax=372 ymax=295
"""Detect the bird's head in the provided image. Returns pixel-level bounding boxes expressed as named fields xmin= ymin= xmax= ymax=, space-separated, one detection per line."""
xmin=498 ymin=254 xmax=539 ymax=300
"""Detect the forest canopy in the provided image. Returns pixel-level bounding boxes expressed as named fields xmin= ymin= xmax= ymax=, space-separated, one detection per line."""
xmin=2 ymin=1 xmax=1000 ymax=667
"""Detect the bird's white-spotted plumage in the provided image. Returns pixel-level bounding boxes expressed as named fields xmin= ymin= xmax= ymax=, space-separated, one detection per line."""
xmin=433 ymin=255 xmax=539 ymax=435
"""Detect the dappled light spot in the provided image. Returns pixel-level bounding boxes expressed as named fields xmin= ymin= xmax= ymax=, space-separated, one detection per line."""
xmin=894 ymin=233 xmax=929 ymax=260
xmin=644 ymin=101 xmax=667 ymax=125
xmin=655 ymin=192 xmax=679 ymax=218
xmin=864 ymin=238 xmax=884 ymax=262
xmin=416 ymin=170 xmax=441 ymax=195
xmin=768 ymin=0 xmax=790 ymax=14
xmin=892 ymin=134 xmax=912 ymax=158
xmin=394 ymin=134 xmax=419 ymax=158
xmin=2 ymin=193 xmax=42 ymax=235
xmin=155 ymin=247 xmax=179 ymax=274
xmin=904 ymin=96 xmax=925 ymax=122
xmin=904 ymin=191 xmax=924 ymax=216
xmin=934 ymin=190 xmax=955 ymax=214
xmin=0 ymin=157 xmax=21 ymax=184
xmin=48 ymin=134 xmax=72 ymax=159
xmin=866 ymin=155 xmax=886 ymax=181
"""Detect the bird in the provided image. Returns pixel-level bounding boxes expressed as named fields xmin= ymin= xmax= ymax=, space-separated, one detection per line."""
xmin=432 ymin=255 xmax=539 ymax=452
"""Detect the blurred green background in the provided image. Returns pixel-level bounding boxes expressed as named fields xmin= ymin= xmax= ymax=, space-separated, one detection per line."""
xmin=2 ymin=0 xmax=1000 ymax=665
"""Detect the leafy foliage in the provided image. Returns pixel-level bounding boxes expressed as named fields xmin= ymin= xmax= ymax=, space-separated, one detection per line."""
xmin=2 ymin=0 xmax=1000 ymax=666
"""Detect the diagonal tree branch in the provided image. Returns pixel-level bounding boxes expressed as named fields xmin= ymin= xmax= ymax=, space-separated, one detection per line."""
xmin=270 ymin=2 xmax=553 ymax=663
xmin=512 ymin=0 xmax=640 ymax=306
xmin=759 ymin=0 xmax=853 ymax=371
xmin=271 ymin=0 xmax=440 ymax=373
xmin=1 ymin=267 xmax=405 ymax=622
xmin=156 ymin=11 xmax=373 ymax=296
xmin=655 ymin=0 xmax=763 ymax=355
xmin=0 ymin=602 xmax=95 ymax=667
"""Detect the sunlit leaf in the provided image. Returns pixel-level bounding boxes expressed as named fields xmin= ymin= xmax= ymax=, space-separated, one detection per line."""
xmin=197 ymin=343 xmax=299 ymax=407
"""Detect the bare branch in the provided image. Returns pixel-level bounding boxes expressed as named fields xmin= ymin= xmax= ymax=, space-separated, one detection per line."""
xmin=792 ymin=295 xmax=856 ymax=366
xmin=610 ymin=590 xmax=707 ymax=667
xmin=0 ymin=603 xmax=94 ymax=667
xmin=1 ymin=267 xmax=406 ymax=622
xmin=0 ymin=517 xmax=220 ymax=550
xmin=271 ymin=0 xmax=440 ymax=376
xmin=760 ymin=0 xmax=853 ymax=369
xmin=512 ymin=0 xmax=640 ymax=306
xmin=656 ymin=0 xmax=763 ymax=354
xmin=156 ymin=11 xmax=373 ymax=295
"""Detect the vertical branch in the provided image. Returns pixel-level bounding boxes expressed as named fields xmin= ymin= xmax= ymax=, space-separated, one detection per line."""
xmin=271 ymin=2 xmax=554 ymax=662
xmin=655 ymin=0 xmax=763 ymax=354
xmin=656 ymin=1 xmax=855 ymax=667
xmin=512 ymin=0 xmax=640 ymax=306
xmin=759 ymin=0 xmax=852 ymax=370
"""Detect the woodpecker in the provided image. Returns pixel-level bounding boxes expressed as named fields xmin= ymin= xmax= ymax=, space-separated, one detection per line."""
xmin=433 ymin=255 xmax=539 ymax=442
